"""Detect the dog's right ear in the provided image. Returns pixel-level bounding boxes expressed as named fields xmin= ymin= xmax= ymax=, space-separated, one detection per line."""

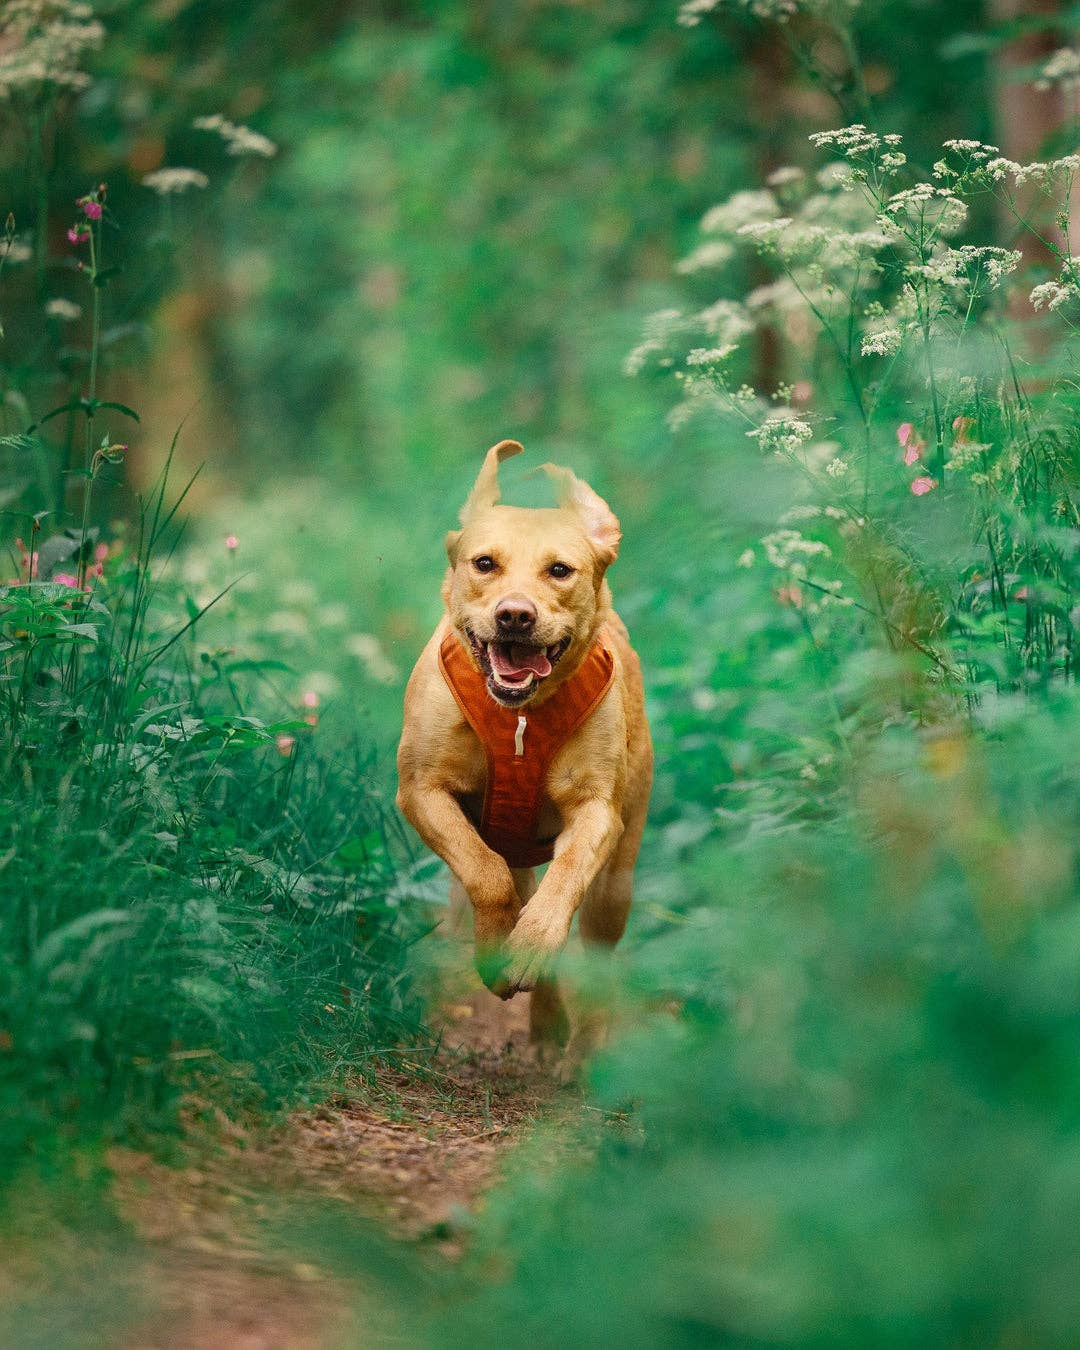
xmin=459 ymin=439 xmax=524 ymax=524
xmin=445 ymin=529 xmax=462 ymax=564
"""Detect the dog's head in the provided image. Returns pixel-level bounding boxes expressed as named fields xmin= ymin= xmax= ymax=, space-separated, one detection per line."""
xmin=443 ymin=440 xmax=621 ymax=708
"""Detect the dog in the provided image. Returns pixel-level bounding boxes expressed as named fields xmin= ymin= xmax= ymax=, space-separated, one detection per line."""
xmin=396 ymin=439 xmax=652 ymax=1054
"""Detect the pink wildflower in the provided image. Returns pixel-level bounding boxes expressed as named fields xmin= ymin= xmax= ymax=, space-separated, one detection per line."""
xmin=952 ymin=415 xmax=975 ymax=443
xmin=897 ymin=422 xmax=915 ymax=448
xmin=225 ymin=534 xmax=239 ymax=551
xmin=791 ymin=381 xmax=813 ymax=406
xmin=53 ymin=573 xmax=79 ymax=588
xmin=910 ymin=476 xmax=936 ymax=496
xmin=81 ymin=199 xmax=102 ymax=221
xmin=301 ymin=689 xmax=319 ymax=709
xmin=94 ymin=542 xmax=109 ymax=563
xmin=903 ymin=444 xmax=921 ymax=466
xmin=776 ymin=584 xmax=803 ymax=609
xmin=275 ymin=733 xmax=296 ymax=757
xmin=67 ymin=226 xmax=90 ymax=244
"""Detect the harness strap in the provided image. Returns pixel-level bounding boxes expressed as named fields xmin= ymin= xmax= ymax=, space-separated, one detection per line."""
xmin=438 ymin=628 xmax=615 ymax=868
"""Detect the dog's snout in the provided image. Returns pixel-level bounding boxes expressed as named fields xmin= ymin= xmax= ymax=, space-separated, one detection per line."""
xmin=495 ymin=594 xmax=537 ymax=633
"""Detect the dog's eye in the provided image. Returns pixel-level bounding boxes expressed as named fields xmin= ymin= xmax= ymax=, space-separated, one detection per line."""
xmin=549 ymin=562 xmax=574 ymax=579
xmin=472 ymin=555 xmax=496 ymax=574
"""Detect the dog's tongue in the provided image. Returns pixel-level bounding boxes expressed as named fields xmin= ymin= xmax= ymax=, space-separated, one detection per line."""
xmin=491 ymin=642 xmax=552 ymax=679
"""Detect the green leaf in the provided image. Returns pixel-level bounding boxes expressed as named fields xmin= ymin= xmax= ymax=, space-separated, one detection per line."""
xmin=92 ymin=265 xmax=122 ymax=287
xmin=97 ymin=400 xmax=140 ymax=422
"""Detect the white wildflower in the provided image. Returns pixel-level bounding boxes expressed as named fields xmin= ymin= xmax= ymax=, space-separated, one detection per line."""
xmin=700 ymin=190 xmax=779 ymax=236
xmin=1034 ymin=47 xmax=1080 ymax=94
xmin=676 ymin=239 xmax=735 ymax=273
xmin=736 ymin=216 xmax=793 ymax=248
xmin=825 ymin=457 xmax=849 ymax=478
xmin=696 ymin=298 xmax=754 ymax=342
xmin=941 ymin=138 xmax=999 ymax=158
xmin=860 ymin=326 xmax=902 ymax=357
xmin=141 ymin=167 xmax=210 ymax=195
xmin=1013 ymin=161 xmax=1052 ymax=186
xmin=0 ymin=0 xmax=103 ymax=98
xmin=1 ymin=235 xmax=32 ymax=265
xmin=816 ymin=161 xmax=856 ymax=191
xmin=808 ymin=124 xmax=881 ymax=157
xmin=767 ymin=165 xmax=805 ymax=188
xmin=884 ymin=185 xmax=967 ymax=236
xmin=677 ymin=0 xmax=721 ymax=23
xmin=761 ymin=528 xmax=832 ymax=575
xmin=678 ymin=0 xmax=798 ymax=20
xmin=736 ymin=548 xmax=755 ymax=568
xmin=686 ymin=344 xmax=737 ymax=366
xmin=748 ymin=411 xmax=814 ymax=456
xmin=194 ymin=113 xmax=277 ymax=158
xmin=1030 ymin=279 xmax=1078 ymax=312
xmin=984 ymin=156 xmax=1022 ymax=182
xmin=45 ymin=297 xmax=81 ymax=320
xmin=624 ymin=308 xmax=686 ymax=376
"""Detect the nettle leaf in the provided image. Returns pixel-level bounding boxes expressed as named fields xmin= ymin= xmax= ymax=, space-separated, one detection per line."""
xmin=35 ymin=533 xmax=81 ymax=574
xmin=97 ymin=399 xmax=140 ymax=422
xmin=58 ymin=622 xmax=99 ymax=642
xmin=32 ymin=397 xmax=140 ymax=429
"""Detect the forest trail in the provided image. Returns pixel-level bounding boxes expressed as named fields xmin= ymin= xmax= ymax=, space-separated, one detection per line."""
xmin=113 ymin=944 xmax=566 ymax=1349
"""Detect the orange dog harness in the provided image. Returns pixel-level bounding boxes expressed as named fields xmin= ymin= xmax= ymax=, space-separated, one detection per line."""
xmin=438 ymin=629 xmax=615 ymax=868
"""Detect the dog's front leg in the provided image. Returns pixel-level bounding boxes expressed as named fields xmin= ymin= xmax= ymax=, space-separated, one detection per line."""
xmin=396 ymin=784 xmax=523 ymax=972
xmin=497 ymin=798 xmax=623 ymax=996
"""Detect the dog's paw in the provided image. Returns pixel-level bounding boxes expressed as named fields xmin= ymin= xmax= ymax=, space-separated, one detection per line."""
xmin=498 ymin=902 xmax=571 ymax=996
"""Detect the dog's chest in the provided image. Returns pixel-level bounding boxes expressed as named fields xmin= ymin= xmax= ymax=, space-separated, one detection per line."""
xmin=451 ymin=732 xmax=564 ymax=844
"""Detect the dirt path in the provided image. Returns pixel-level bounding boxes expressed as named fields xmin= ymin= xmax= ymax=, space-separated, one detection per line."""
xmin=111 ymin=959 xmax=565 ymax=1349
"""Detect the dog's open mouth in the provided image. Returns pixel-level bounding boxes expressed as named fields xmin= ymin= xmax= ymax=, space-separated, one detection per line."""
xmin=466 ymin=630 xmax=571 ymax=704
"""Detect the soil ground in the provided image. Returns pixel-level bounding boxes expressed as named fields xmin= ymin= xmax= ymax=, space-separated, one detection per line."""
xmin=107 ymin=947 xmax=569 ymax=1350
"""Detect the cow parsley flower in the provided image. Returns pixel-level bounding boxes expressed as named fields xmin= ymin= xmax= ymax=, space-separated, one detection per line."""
xmin=861 ymin=326 xmax=902 ymax=357
xmin=696 ymin=299 xmax=754 ymax=343
xmin=194 ymin=113 xmax=277 ymax=158
xmin=700 ymin=190 xmax=780 ymax=236
xmin=0 ymin=0 xmax=104 ymax=98
xmin=141 ymin=167 xmax=210 ymax=195
xmin=686 ymin=344 xmax=738 ymax=366
xmin=676 ymin=239 xmax=735 ymax=273
xmin=809 ymin=124 xmax=882 ymax=157
xmin=767 ymin=165 xmax=806 ymax=189
xmin=45 ymin=297 xmax=81 ymax=320
xmin=748 ymin=412 xmax=814 ymax=456
xmin=1030 ymin=278 xmax=1078 ymax=312
xmin=1034 ymin=47 xmax=1080 ymax=94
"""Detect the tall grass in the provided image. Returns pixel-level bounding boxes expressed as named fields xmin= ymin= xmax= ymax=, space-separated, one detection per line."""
xmin=0 ymin=38 xmax=421 ymax=1178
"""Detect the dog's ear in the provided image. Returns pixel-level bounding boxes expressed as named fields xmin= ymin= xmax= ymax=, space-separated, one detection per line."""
xmin=445 ymin=529 xmax=462 ymax=564
xmin=459 ymin=439 xmax=524 ymax=524
xmin=542 ymin=463 xmax=621 ymax=566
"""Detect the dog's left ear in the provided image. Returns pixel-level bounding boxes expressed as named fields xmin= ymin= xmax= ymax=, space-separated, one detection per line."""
xmin=445 ymin=529 xmax=462 ymax=564
xmin=542 ymin=463 xmax=621 ymax=566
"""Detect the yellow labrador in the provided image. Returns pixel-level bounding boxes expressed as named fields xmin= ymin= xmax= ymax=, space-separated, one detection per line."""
xmin=396 ymin=440 xmax=652 ymax=1050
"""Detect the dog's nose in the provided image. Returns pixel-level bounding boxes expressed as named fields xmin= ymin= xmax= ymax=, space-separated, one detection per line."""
xmin=495 ymin=595 xmax=537 ymax=633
